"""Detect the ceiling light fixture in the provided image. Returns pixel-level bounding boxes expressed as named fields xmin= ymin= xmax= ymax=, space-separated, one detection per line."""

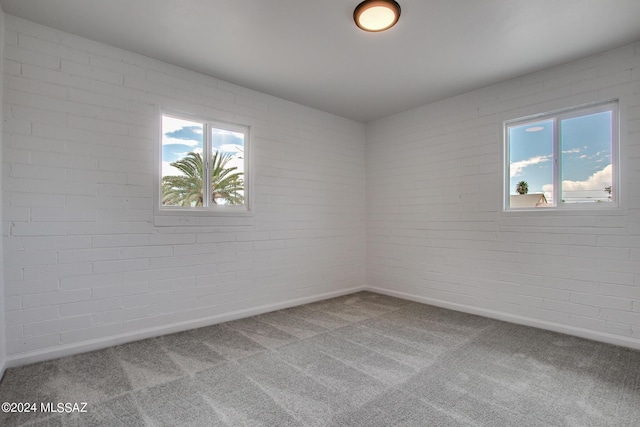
xmin=354 ymin=0 xmax=401 ymax=32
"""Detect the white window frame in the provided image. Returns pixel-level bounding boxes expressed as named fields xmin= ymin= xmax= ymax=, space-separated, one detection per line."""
xmin=504 ymin=100 xmax=619 ymax=211
xmin=156 ymin=109 xmax=252 ymax=217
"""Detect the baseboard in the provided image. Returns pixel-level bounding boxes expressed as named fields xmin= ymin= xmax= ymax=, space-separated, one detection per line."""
xmin=367 ymin=286 xmax=640 ymax=351
xmin=5 ymin=285 xmax=366 ymax=369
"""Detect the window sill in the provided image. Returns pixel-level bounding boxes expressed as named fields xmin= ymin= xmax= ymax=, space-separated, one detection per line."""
xmin=153 ymin=207 xmax=254 ymax=227
xmin=502 ymin=203 xmax=622 ymax=215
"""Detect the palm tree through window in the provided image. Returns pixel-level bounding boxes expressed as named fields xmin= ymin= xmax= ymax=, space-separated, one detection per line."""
xmin=160 ymin=113 xmax=249 ymax=211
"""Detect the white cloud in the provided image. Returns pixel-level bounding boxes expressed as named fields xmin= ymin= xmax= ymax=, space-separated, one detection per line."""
xmin=563 ymin=148 xmax=581 ymax=154
xmin=510 ymin=155 xmax=551 ymax=178
xmin=162 ymin=136 xmax=201 ymax=147
xmin=212 ymin=129 xmax=242 ymax=138
xmin=225 ymin=155 xmax=244 ymax=174
xmin=543 ymin=164 xmax=612 ymax=202
xmin=562 ymin=163 xmax=611 ymax=192
xmin=162 ymin=161 xmax=184 ymax=177
xmin=218 ymin=143 xmax=244 ymax=154
xmin=162 ymin=116 xmax=201 ymax=133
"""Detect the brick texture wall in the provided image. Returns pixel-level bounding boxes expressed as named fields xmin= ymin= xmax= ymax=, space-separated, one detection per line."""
xmin=0 ymin=10 xmax=6 ymax=376
xmin=2 ymin=16 xmax=366 ymax=363
xmin=366 ymin=42 xmax=640 ymax=348
xmin=3 ymin=13 xmax=639 ymax=366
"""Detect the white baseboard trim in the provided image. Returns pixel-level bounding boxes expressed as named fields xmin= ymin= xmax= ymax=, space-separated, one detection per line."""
xmin=5 ymin=286 xmax=366 ymax=369
xmin=367 ymin=286 xmax=640 ymax=351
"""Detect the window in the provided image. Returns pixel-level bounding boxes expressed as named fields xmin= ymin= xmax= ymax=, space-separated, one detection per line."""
xmin=504 ymin=101 xmax=618 ymax=210
xmin=159 ymin=112 xmax=250 ymax=212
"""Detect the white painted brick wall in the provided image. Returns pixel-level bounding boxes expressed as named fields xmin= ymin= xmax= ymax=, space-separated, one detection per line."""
xmin=367 ymin=41 xmax=640 ymax=346
xmin=3 ymin=16 xmax=366 ymax=360
xmin=0 ymin=9 xmax=6 ymax=377
xmin=3 ymin=12 xmax=638 ymax=365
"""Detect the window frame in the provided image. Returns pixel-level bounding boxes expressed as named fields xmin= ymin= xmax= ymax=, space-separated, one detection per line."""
xmin=156 ymin=109 xmax=252 ymax=217
xmin=503 ymin=100 xmax=619 ymax=212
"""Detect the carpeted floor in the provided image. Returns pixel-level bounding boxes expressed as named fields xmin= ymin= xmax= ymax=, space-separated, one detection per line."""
xmin=1 ymin=291 xmax=639 ymax=426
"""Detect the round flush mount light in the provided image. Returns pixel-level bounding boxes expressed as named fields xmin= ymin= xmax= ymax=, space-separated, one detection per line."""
xmin=354 ymin=0 xmax=401 ymax=32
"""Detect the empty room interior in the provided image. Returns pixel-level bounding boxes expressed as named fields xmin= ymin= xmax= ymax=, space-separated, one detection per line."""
xmin=0 ymin=0 xmax=639 ymax=425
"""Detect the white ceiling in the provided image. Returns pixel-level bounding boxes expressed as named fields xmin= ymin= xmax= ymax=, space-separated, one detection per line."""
xmin=2 ymin=0 xmax=640 ymax=123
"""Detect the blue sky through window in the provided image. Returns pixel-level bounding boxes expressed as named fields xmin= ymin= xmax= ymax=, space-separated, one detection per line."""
xmin=509 ymin=110 xmax=612 ymax=205
xmin=161 ymin=115 xmax=245 ymax=179
xmin=560 ymin=112 xmax=612 ymax=203
xmin=509 ymin=119 xmax=553 ymax=200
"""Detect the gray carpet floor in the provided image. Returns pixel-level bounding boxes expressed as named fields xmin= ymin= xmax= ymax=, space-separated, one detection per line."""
xmin=1 ymin=291 xmax=639 ymax=426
